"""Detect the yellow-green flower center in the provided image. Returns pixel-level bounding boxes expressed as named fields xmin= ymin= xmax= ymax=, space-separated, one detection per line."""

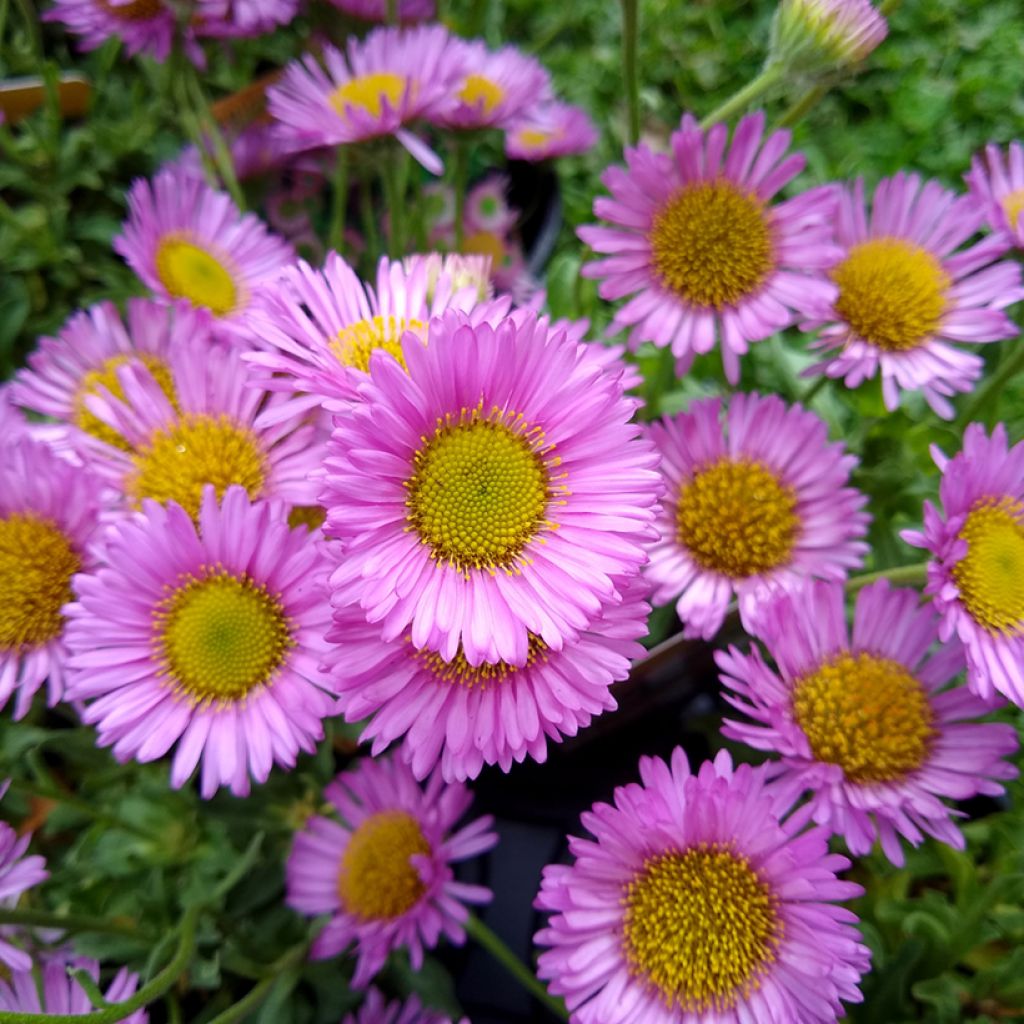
xmin=513 ymin=127 xmax=559 ymax=152
xmin=154 ymin=236 xmax=239 ymax=317
xmin=330 ymin=72 xmax=407 ymax=120
xmin=676 ymin=458 xmax=798 ymax=578
xmin=412 ymin=634 xmax=547 ymax=688
xmin=649 ymin=180 xmax=775 ymax=310
xmin=127 ymin=413 xmax=268 ymax=520
xmin=1001 ymin=188 xmax=1024 ymax=231
xmin=287 ymin=505 xmax=327 ymax=531
xmin=0 ymin=514 xmax=80 ymax=651
xmin=329 ymin=315 xmax=424 ymax=374
xmin=953 ymin=497 xmax=1024 ymax=635
xmin=462 ymin=230 xmax=507 ymax=267
xmin=154 ymin=568 xmax=292 ymax=704
xmin=337 ymin=810 xmax=431 ymax=920
xmin=622 ymin=844 xmax=782 ymax=1012
xmin=831 ymin=237 xmax=950 ymax=352
xmin=457 ymin=74 xmax=505 ymax=115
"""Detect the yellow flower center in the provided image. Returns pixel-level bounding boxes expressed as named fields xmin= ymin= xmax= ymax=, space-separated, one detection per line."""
xmin=622 ymin=844 xmax=781 ymax=1012
xmin=793 ymin=652 xmax=935 ymax=783
xmin=0 ymin=514 xmax=80 ymax=651
xmin=462 ymin=231 xmax=506 ymax=266
xmin=1001 ymin=188 xmax=1024 ymax=230
xmin=457 ymin=74 xmax=505 ymax=115
xmin=513 ymin=128 xmax=558 ymax=152
xmin=953 ymin=497 xmax=1024 ymax=635
xmin=154 ymin=237 xmax=239 ymax=317
xmin=127 ymin=413 xmax=268 ymax=521
xmin=330 ymin=72 xmax=407 ymax=120
xmin=329 ymin=316 xmax=425 ymax=374
xmin=73 ymin=353 xmax=178 ymax=451
xmin=412 ymin=634 xmax=547 ymax=688
xmin=676 ymin=458 xmax=798 ymax=578
xmin=100 ymin=0 xmax=161 ymax=21
xmin=405 ymin=405 xmax=562 ymax=575
xmin=337 ymin=810 xmax=431 ymax=920
xmin=154 ymin=568 xmax=293 ymax=704
xmin=649 ymin=180 xmax=774 ymax=310
xmin=287 ymin=505 xmax=327 ymax=531
xmin=831 ymin=237 xmax=951 ymax=352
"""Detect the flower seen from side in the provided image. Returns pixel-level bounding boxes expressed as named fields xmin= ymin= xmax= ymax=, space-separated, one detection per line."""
xmin=0 ymin=822 xmax=48 ymax=972
xmin=0 ymin=958 xmax=147 ymax=1021
xmin=194 ymin=0 xmax=299 ymax=37
xmin=966 ymin=141 xmax=1024 ymax=250
xmin=770 ymin=0 xmax=888 ymax=71
xmin=45 ymin=0 xmax=178 ymax=62
xmin=343 ymin=989 xmax=468 ymax=1024
xmin=326 ymin=0 xmax=434 ymax=22
xmin=505 ymin=102 xmax=598 ymax=162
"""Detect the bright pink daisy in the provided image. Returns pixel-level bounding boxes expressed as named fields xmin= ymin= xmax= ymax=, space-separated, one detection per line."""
xmin=903 ymin=423 xmax=1024 ymax=706
xmin=646 ymin=393 xmax=869 ymax=640
xmin=535 ymin=748 xmax=870 ymax=1023
xmin=718 ymin=579 xmax=1018 ymax=865
xmin=195 ymin=0 xmax=298 ymax=37
xmin=801 ymin=173 xmax=1023 ymax=418
xmin=285 ymin=756 xmax=496 ymax=988
xmin=65 ymin=486 xmax=334 ymax=798
xmin=326 ymin=0 xmax=434 ymax=22
xmin=579 ymin=111 xmax=841 ymax=383
xmin=114 ymin=167 xmax=295 ymax=330
xmin=505 ymin=102 xmax=598 ymax=162
xmin=0 ymin=822 xmax=48 ymax=972
xmin=0 ymin=958 xmax=146 ymax=1021
xmin=45 ymin=0 xmax=178 ymax=61
xmin=771 ymin=0 xmax=888 ymax=70
xmin=343 ymin=990 xmax=467 ymax=1024
xmin=966 ymin=141 xmax=1024 ymax=250
xmin=267 ymin=27 xmax=463 ymax=172
xmin=326 ymin=576 xmax=650 ymax=782
xmin=321 ymin=310 xmax=662 ymax=667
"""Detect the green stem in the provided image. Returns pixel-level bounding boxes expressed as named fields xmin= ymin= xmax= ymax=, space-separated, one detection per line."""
xmin=452 ymin=139 xmax=470 ymax=252
xmin=359 ymin=181 xmax=382 ymax=271
xmin=775 ymin=82 xmax=828 ymax=129
xmin=845 ymin=562 xmax=929 ymax=594
xmin=381 ymin=145 xmax=406 ymax=257
xmin=0 ymin=908 xmax=143 ymax=938
xmin=465 ymin=914 xmax=568 ymax=1021
xmin=328 ymin=147 xmax=349 ymax=257
xmin=184 ymin=71 xmax=246 ymax=210
xmin=0 ymin=905 xmax=200 ymax=1023
xmin=385 ymin=0 xmax=397 ymax=23
xmin=700 ymin=62 xmax=786 ymax=129
xmin=798 ymin=374 xmax=829 ymax=407
xmin=620 ymin=0 xmax=641 ymax=145
xmin=957 ymin=341 xmax=1024 ymax=427
xmin=205 ymin=946 xmax=306 ymax=1024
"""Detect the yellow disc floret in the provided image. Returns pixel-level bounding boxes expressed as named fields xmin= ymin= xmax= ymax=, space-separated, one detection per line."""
xmin=793 ymin=652 xmax=935 ymax=783
xmin=649 ymin=180 xmax=775 ymax=310
xmin=623 ymin=844 xmax=781 ymax=1012
xmin=0 ymin=514 xmax=80 ymax=651
xmin=337 ymin=810 xmax=431 ymax=920
xmin=154 ymin=567 xmax=293 ymax=704
xmin=329 ymin=316 xmax=425 ymax=374
xmin=458 ymin=74 xmax=505 ymax=115
xmin=413 ymin=634 xmax=547 ymax=689
xmin=127 ymin=413 xmax=268 ymax=520
xmin=1002 ymin=189 xmax=1024 ymax=232
xmin=676 ymin=458 xmax=798 ymax=578
xmin=330 ymin=73 xmax=407 ymax=120
xmin=953 ymin=496 xmax=1024 ymax=635
xmin=154 ymin=236 xmax=239 ymax=317
xmin=831 ymin=237 xmax=950 ymax=352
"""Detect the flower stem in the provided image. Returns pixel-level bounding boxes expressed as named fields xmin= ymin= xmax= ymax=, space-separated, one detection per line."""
xmin=620 ymin=0 xmax=641 ymax=145
xmin=184 ymin=70 xmax=246 ymax=211
xmin=957 ymin=341 xmax=1024 ymax=428
xmin=452 ymin=138 xmax=470 ymax=252
xmin=0 ymin=907 xmax=143 ymax=938
xmin=386 ymin=0 xmax=397 ymax=24
xmin=845 ymin=562 xmax=929 ymax=593
xmin=328 ymin=146 xmax=349 ymax=257
xmin=700 ymin=61 xmax=786 ymax=129
xmin=381 ymin=144 xmax=408 ymax=256
xmin=775 ymin=82 xmax=828 ymax=129
xmin=205 ymin=944 xmax=306 ymax=1024
xmin=465 ymin=913 xmax=568 ymax=1021
xmin=798 ymin=374 xmax=829 ymax=407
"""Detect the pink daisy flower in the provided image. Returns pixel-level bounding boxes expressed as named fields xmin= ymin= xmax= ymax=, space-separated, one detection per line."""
xmin=285 ymin=756 xmax=496 ymax=988
xmin=718 ymin=580 xmax=1018 ymax=865
xmin=326 ymin=576 xmax=650 ymax=782
xmin=0 ymin=435 xmax=105 ymax=719
xmin=801 ymin=173 xmax=1023 ymax=419
xmin=535 ymin=748 xmax=870 ymax=1023
xmin=505 ymin=102 xmax=598 ymax=162
xmin=326 ymin=0 xmax=435 ymax=22
xmin=267 ymin=26 xmax=463 ymax=173
xmin=321 ymin=310 xmax=662 ymax=667
xmin=195 ymin=0 xmax=299 ymax=37
xmin=45 ymin=0 xmax=178 ymax=62
xmin=0 ymin=822 xmax=48 ymax=972
xmin=646 ymin=393 xmax=869 ymax=640
xmin=344 ymin=990 xmax=467 ymax=1024
xmin=579 ymin=111 xmax=841 ymax=383
xmin=770 ymin=0 xmax=888 ymax=70
xmin=966 ymin=141 xmax=1024 ymax=250
xmin=903 ymin=422 xmax=1024 ymax=706
xmin=0 ymin=958 xmax=146 ymax=1021
xmin=65 ymin=486 xmax=334 ymax=798
xmin=114 ymin=167 xmax=295 ymax=331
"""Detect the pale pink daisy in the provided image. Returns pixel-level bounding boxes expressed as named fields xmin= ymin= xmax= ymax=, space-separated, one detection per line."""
xmin=267 ymin=26 xmax=463 ymax=173
xmin=0 ymin=958 xmax=147 ymax=1021
xmin=65 ymin=486 xmax=334 ymax=798
xmin=45 ymin=0 xmax=178 ymax=62
xmin=646 ymin=393 xmax=869 ymax=640
xmin=326 ymin=576 xmax=650 ymax=782
xmin=505 ymin=102 xmax=598 ymax=162
xmin=903 ymin=423 xmax=1024 ymax=706
xmin=114 ymin=167 xmax=295 ymax=330
xmin=0 ymin=822 xmax=48 ymax=972
xmin=321 ymin=310 xmax=662 ymax=667
xmin=195 ymin=0 xmax=299 ymax=37
xmin=285 ymin=756 xmax=496 ymax=988
xmin=966 ymin=141 xmax=1024 ymax=250
xmin=327 ymin=0 xmax=434 ymax=22
xmin=771 ymin=0 xmax=888 ymax=71
xmin=718 ymin=579 xmax=1018 ymax=865
xmin=343 ymin=990 xmax=467 ymax=1024
xmin=801 ymin=173 xmax=1023 ymax=418
xmin=579 ymin=111 xmax=841 ymax=383
xmin=535 ymin=748 xmax=870 ymax=1023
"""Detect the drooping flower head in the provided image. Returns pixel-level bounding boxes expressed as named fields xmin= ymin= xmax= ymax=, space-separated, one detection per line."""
xmin=535 ymin=749 xmax=870 ymax=1023
xmin=646 ymin=393 xmax=869 ymax=640
xmin=65 ymin=486 xmax=334 ymax=797
xmin=903 ymin=423 xmax=1024 ymax=706
xmin=718 ymin=580 xmax=1018 ymax=865
xmin=286 ymin=756 xmax=497 ymax=988
xmin=326 ymin=0 xmax=434 ymax=22
xmin=194 ymin=0 xmax=299 ymax=37
xmin=267 ymin=26 xmax=463 ymax=172
xmin=505 ymin=102 xmax=598 ymax=162
xmin=343 ymin=990 xmax=468 ymax=1024
xmin=327 ymin=576 xmax=650 ymax=782
xmin=770 ymin=0 xmax=888 ymax=71
xmin=580 ymin=111 xmax=841 ymax=383
xmin=0 ymin=958 xmax=147 ymax=1021
xmin=114 ymin=167 xmax=295 ymax=330
xmin=321 ymin=310 xmax=662 ymax=667
xmin=45 ymin=0 xmax=178 ymax=62
xmin=0 ymin=822 xmax=48 ymax=972
xmin=801 ymin=174 xmax=1023 ymax=418
xmin=966 ymin=141 xmax=1024 ymax=250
